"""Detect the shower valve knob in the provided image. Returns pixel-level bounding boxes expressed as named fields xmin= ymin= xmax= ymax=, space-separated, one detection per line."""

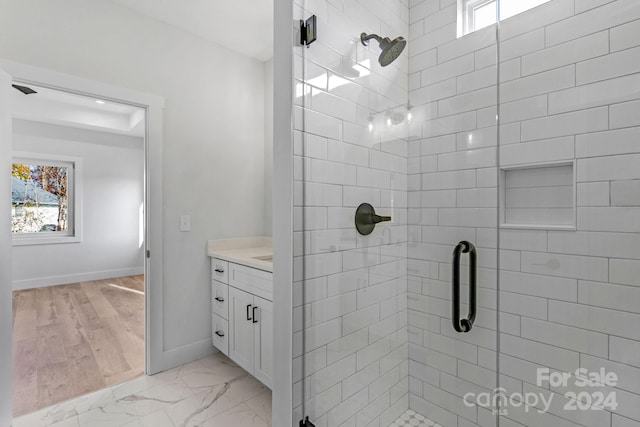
xmin=355 ymin=203 xmax=391 ymax=235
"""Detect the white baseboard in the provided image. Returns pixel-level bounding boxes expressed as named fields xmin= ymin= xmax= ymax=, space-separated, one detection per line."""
xmin=149 ymin=338 xmax=215 ymax=375
xmin=12 ymin=267 xmax=144 ymax=290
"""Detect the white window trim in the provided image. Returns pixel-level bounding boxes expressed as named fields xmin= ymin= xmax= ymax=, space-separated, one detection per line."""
xmin=11 ymin=151 xmax=83 ymax=246
xmin=460 ymin=0 xmax=496 ymax=37
xmin=459 ymin=0 xmax=553 ymax=37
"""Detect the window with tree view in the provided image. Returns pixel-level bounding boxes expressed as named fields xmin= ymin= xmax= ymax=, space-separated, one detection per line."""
xmin=11 ymin=156 xmax=78 ymax=243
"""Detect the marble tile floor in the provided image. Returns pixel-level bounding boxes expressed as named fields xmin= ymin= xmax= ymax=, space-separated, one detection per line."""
xmin=12 ymin=352 xmax=271 ymax=427
xmin=389 ymin=410 xmax=439 ymax=427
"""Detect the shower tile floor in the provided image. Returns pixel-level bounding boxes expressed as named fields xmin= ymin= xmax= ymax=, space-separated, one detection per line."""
xmin=390 ymin=410 xmax=440 ymax=427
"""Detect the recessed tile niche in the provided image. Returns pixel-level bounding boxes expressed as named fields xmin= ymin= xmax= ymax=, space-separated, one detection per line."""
xmin=500 ymin=162 xmax=576 ymax=229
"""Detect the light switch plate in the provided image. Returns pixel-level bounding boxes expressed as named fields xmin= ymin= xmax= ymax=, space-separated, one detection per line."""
xmin=179 ymin=215 xmax=191 ymax=232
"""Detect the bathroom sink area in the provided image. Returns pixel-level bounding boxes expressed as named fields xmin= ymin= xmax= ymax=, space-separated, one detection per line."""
xmin=207 ymin=237 xmax=273 ymax=272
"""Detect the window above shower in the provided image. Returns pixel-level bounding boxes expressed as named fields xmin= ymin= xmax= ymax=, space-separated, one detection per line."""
xmin=458 ymin=0 xmax=552 ymax=36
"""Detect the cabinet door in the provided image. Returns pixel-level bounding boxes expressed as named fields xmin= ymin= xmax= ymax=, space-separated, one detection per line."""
xmin=228 ymin=287 xmax=254 ymax=374
xmin=252 ymin=295 xmax=273 ymax=389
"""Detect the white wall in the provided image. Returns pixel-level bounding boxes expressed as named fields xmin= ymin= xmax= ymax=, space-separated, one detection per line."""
xmin=11 ymin=119 xmax=144 ymax=289
xmin=264 ymin=59 xmax=274 ymax=236
xmin=0 ymin=0 xmax=267 ymax=362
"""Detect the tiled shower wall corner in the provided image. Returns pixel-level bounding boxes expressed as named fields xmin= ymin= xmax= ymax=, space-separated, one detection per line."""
xmin=408 ymin=0 xmax=640 ymax=426
xmin=292 ymin=0 xmax=411 ymax=425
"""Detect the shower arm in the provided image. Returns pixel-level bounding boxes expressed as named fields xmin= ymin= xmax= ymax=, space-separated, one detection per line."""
xmin=360 ymin=33 xmax=383 ymax=46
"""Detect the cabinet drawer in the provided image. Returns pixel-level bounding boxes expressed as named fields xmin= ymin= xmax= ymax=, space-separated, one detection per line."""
xmin=211 ymin=258 xmax=229 ymax=284
xmin=229 ymin=263 xmax=273 ymax=301
xmin=212 ymin=281 xmax=229 ymax=320
xmin=211 ymin=313 xmax=229 ymax=356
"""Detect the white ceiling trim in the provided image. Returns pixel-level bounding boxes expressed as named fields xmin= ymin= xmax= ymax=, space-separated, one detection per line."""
xmin=11 ymin=83 xmax=146 ymax=137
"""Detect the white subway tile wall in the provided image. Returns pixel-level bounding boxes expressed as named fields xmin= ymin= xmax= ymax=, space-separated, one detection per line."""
xmin=293 ymin=0 xmax=410 ymax=426
xmin=406 ymin=0 xmax=640 ymax=427
xmin=294 ymin=0 xmax=640 ymax=426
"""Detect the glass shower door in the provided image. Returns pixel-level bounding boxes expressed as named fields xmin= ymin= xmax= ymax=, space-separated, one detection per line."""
xmin=292 ymin=0 xmax=412 ymax=426
xmin=292 ymin=0 xmax=502 ymax=425
xmin=405 ymin=48 xmax=501 ymax=427
xmin=497 ymin=1 xmax=640 ymax=426
xmin=404 ymin=11 xmax=500 ymax=427
xmin=290 ymin=0 xmax=640 ymax=425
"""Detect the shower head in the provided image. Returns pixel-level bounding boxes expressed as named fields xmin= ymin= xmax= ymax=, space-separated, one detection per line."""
xmin=360 ymin=32 xmax=407 ymax=67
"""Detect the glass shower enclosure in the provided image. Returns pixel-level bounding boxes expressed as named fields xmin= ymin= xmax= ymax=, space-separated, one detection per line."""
xmin=290 ymin=0 xmax=640 ymax=426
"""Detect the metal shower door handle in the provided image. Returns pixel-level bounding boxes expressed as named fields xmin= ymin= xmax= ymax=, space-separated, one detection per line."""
xmin=452 ymin=241 xmax=477 ymax=333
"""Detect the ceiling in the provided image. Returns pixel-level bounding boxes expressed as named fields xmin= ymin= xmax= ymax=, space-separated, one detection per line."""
xmin=12 ymin=84 xmax=146 ymax=137
xmin=109 ymin=0 xmax=274 ymax=61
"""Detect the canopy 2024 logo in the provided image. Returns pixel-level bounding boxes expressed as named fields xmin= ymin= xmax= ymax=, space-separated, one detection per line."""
xmin=462 ymin=368 xmax=619 ymax=415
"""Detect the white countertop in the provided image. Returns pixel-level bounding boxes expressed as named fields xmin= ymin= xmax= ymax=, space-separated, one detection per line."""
xmin=207 ymin=237 xmax=273 ymax=272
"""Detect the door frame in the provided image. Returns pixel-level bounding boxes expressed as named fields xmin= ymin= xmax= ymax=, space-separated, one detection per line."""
xmin=0 ymin=60 xmax=166 ymax=388
xmin=272 ymin=0 xmax=294 ymax=425
xmin=0 ymin=64 xmax=13 ymax=427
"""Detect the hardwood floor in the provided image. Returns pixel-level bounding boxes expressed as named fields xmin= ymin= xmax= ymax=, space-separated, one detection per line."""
xmin=12 ymin=275 xmax=144 ymax=417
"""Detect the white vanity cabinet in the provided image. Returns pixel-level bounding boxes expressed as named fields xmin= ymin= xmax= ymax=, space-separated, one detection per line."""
xmin=228 ymin=287 xmax=273 ymax=388
xmin=210 ymin=256 xmax=273 ymax=389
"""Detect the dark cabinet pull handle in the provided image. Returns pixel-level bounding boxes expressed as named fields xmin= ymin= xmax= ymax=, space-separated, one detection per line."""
xmin=214 ymin=268 xmax=224 ymax=273
xmin=215 ymin=331 xmax=224 ymax=337
xmin=247 ymin=304 xmax=252 ymax=321
xmin=452 ymin=241 xmax=477 ymax=333
xmin=215 ymin=297 xmax=224 ymax=302
xmin=252 ymin=306 xmax=258 ymax=324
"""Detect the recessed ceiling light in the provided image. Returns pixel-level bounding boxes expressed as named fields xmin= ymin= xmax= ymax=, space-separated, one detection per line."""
xmin=95 ymin=100 xmax=106 ymax=104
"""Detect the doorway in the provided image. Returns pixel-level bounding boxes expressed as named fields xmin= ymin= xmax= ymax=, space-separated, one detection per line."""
xmin=8 ymin=80 xmax=148 ymax=416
